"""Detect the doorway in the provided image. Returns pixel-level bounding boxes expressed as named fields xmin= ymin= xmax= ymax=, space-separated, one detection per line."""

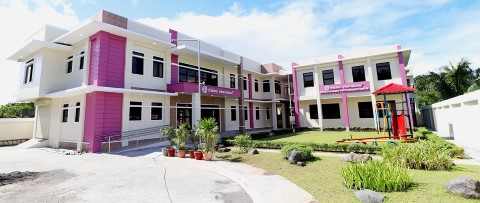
xmin=201 ymin=105 xmax=220 ymax=129
xmin=177 ymin=104 xmax=192 ymax=127
xmin=276 ymin=104 xmax=284 ymax=129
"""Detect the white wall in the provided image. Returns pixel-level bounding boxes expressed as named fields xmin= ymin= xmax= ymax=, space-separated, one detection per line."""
xmin=371 ymin=55 xmax=403 ymax=89
xmin=122 ymin=93 xmax=171 ymax=131
xmin=347 ymin=96 xmax=375 ymax=127
xmin=422 ymin=90 xmax=480 ymax=150
xmin=0 ymin=118 xmax=34 ymax=141
xmin=48 ymin=95 xmax=85 ymax=147
xmin=225 ymin=99 xmax=239 ymax=131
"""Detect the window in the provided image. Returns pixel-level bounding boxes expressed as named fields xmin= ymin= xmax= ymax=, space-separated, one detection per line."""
xmin=243 ymin=77 xmax=247 ymax=90
xmin=274 ymin=80 xmax=281 ymax=94
xmin=244 ymin=106 xmax=248 ymax=120
xmin=79 ymin=51 xmax=84 ymax=70
xmin=322 ymin=69 xmax=334 ymax=85
xmin=74 ymin=102 xmax=80 ymax=122
xmin=153 ymin=56 xmax=164 ymax=78
xmin=358 ymin=102 xmax=374 ymax=118
xmin=407 ymin=79 xmax=411 ymax=87
xmin=303 ymin=72 xmax=314 ymax=87
xmin=132 ymin=52 xmax=144 ymax=75
xmin=62 ymin=104 xmax=69 ymax=123
xmin=266 ymin=107 xmax=270 ymax=119
xmin=309 ymin=105 xmax=318 ymax=119
xmin=263 ymin=80 xmax=270 ymax=92
xmin=255 ymin=107 xmax=260 ymax=120
xmin=231 ymin=106 xmax=237 ymax=121
xmin=322 ymin=103 xmax=341 ymax=119
xmin=129 ymin=101 xmax=142 ymax=121
xmin=179 ymin=63 xmax=218 ymax=86
xmin=352 ymin=66 xmax=365 ymax=82
xmin=230 ymin=74 xmax=235 ymax=88
xmin=151 ymin=102 xmax=162 ymax=120
xmin=254 ymin=79 xmax=259 ymax=92
xmin=66 ymin=56 xmax=73 ymax=73
xmin=24 ymin=59 xmax=34 ymax=84
xmin=376 ymin=62 xmax=392 ymax=80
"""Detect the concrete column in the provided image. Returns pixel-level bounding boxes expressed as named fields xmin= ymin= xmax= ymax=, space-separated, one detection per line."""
xmin=272 ymin=102 xmax=278 ymax=130
xmin=366 ymin=58 xmax=378 ymax=129
xmin=313 ymin=66 xmax=323 ymax=130
xmin=238 ymin=58 xmax=245 ymax=134
xmin=338 ymin=56 xmax=350 ymax=131
xmin=192 ymin=93 xmax=201 ymax=129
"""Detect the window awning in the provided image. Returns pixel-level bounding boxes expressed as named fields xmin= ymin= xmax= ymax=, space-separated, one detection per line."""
xmin=7 ymin=40 xmax=71 ymax=61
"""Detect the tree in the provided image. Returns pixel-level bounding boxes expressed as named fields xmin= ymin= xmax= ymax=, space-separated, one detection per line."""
xmin=0 ymin=103 xmax=35 ymax=118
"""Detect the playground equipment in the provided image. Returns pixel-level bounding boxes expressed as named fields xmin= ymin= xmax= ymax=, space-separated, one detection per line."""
xmin=337 ymin=83 xmax=416 ymax=146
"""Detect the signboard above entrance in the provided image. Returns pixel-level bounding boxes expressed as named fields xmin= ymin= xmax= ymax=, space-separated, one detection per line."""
xmin=319 ymin=81 xmax=370 ymax=94
xmin=167 ymin=82 xmax=241 ymax=98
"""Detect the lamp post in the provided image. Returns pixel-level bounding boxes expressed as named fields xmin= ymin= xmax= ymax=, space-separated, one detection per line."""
xmin=175 ymin=39 xmax=201 ymax=128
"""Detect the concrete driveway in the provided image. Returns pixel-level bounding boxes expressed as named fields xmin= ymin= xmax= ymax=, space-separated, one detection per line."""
xmin=0 ymin=147 xmax=317 ymax=203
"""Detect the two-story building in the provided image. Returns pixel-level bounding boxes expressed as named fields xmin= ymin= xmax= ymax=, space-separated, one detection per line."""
xmin=7 ymin=11 xmax=292 ymax=152
xmin=291 ymin=46 xmax=413 ymax=130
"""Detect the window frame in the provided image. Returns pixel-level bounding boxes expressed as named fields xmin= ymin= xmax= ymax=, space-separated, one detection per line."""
xmin=179 ymin=63 xmax=218 ymax=86
xmin=322 ymin=103 xmax=341 ymax=119
xmin=151 ymin=102 xmax=163 ymax=120
xmin=266 ymin=107 xmax=270 ymax=119
xmin=132 ymin=52 xmax=145 ymax=75
xmin=24 ymin=59 xmax=34 ymax=84
xmin=274 ymin=80 xmax=281 ymax=94
xmin=152 ymin=56 xmax=164 ymax=78
xmin=376 ymin=62 xmax=392 ymax=80
xmin=74 ymin=102 xmax=81 ymax=122
xmin=322 ymin=69 xmax=334 ymax=85
xmin=243 ymin=77 xmax=247 ymax=90
xmin=255 ymin=107 xmax=260 ymax=120
xmin=254 ymin=79 xmax=259 ymax=92
xmin=79 ymin=51 xmax=85 ymax=70
xmin=62 ymin=104 xmax=69 ymax=123
xmin=230 ymin=74 xmax=235 ymax=88
xmin=352 ymin=65 xmax=366 ymax=82
xmin=129 ymin=101 xmax=142 ymax=121
xmin=263 ymin=80 xmax=270 ymax=92
xmin=66 ymin=55 xmax=73 ymax=74
xmin=358 ymin=102 xmax=374 ymax=118
xmin=303 ymin=72 xmax=314 ymax=87
xmin=230 ymin=106 xmax=237 ymax=121
xmin=244 ymin=106 xmax=248 ymax=120
xmin=309 ymin=104 xmax=319 ymax=119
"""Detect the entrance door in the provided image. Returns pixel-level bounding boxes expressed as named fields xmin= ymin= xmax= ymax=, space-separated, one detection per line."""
xmin=276 ymin=104 xmax=284 ymax=129
xmin=177 ymin=104 xmax=192 ymax=127
xmin=201 ymin=105 xmax=220 ymax=128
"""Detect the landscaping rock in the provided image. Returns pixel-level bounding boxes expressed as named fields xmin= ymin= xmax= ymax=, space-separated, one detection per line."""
xmin=217 ymin=147 xmax=231 ymax=153
xmin=355 ymin=189 xmax=385 ymax=203
xmin=288 ymin=150 xmax=303 ymax=164
xmin=248 ymin=149 xmax=259 ymax=155
xmin=341 ymin=152 xmax=372 ymax=163
xmin=296 ymin=161 xmax=305 ymax=166
xmin=445 ymin=176 xmax=480 ymax=199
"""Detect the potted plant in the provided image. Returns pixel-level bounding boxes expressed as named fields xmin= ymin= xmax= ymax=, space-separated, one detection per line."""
xmin=175 ymin=123 xmax=190 ymax=158
xmin=196 ymin=118 xmax=219 ymax=161
xmin=162 ymin=127 xmax=176 ymax=156
xmin=194 ymin=148 xmax=204 ymax=160
xmin=188 ymin=148 xmax=196 ymax=159
xmin=188 ymin=129 xmax=200 ymax=159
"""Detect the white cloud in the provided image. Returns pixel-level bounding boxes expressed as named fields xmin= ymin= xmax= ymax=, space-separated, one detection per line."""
xmin=138 ymin=0 xmax=479 ymax=76
xmin=0 ymin=0 xmax=78 ymax=105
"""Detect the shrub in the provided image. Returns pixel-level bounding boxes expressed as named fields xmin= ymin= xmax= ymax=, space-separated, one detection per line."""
xmin=341 ymin=160 xmax=412 ymax=192
xmin=425 ymin=134 xmax=464 ymax=158
xmin=381 ymin=140 xmax=454 ymax=171
xmin=162 ymin=127 xmax=176 ymax=146
xmin=280 ymin=144 xmax=314 ymax=160
xmin=232 ymin=135 xmax=252 ymax=154
xmin=249 ymin=131 xmax=270 ymax=140
xmin=271 ymin=128 xmax=295 ymax=136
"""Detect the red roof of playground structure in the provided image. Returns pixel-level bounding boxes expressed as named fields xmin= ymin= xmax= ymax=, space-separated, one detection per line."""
xmin=372 ymin=83 xmax=417 ymax=95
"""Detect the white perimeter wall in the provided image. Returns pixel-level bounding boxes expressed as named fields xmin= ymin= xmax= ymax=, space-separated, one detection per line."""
xmin=422 ymin=90 xmax=480 ymax=150
xmin=0 ymin=118 xmax=34 ymax=141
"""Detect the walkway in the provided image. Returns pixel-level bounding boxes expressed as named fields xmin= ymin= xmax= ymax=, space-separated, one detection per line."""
xmin=0 ymin=147 xmax=317 ymax=203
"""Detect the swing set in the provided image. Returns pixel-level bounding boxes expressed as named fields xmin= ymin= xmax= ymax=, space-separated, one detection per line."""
xmin=337 ymin=83 xmax=416 ymax=146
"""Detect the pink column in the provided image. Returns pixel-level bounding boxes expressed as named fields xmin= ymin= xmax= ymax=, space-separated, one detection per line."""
xmin=248 ymin=74 xmax=253 ymax=99
xmin=169 ymin=29 xmax=179 ymax=84
xmin=249 ymin=102 xmax=254 ymax=129
xmin=397 ymin=44 xmax=414 ymax=127
xmin=291 ymin=63 xmax=300 ymax=128
xmin=338 ymin=55 xmax=350 ymax=129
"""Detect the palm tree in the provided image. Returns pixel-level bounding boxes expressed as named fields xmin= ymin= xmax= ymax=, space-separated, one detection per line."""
xmin=441 ymin=58 xmax=476 ymax=96
xmin=196 ymin=117 xmax=219 ymax=156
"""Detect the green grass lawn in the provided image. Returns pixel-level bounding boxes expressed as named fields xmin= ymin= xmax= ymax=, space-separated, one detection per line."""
xmin=216 ymin=152 xmax=480 ymax=202
xmin=259 ymin=131 xmax=383 ymax=144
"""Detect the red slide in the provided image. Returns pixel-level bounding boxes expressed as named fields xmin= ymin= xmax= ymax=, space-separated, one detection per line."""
xmin=396 ymin=112 xmax=407 ymax=137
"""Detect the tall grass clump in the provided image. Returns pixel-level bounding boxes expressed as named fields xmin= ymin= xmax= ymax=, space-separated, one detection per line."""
xmin=280 ymin=144 xmax=314 ymax=160
xmin=381 ymin=140 xmax=454 ymax=171
xmin=232 ymin=134 xmax=252 ymax=154
xmin=341 ymin=160 xmax=412 ymax=192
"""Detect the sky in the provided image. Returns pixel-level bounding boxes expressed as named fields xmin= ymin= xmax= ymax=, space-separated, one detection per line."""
xmin=0 ymin=0 xmax=479 ymax=104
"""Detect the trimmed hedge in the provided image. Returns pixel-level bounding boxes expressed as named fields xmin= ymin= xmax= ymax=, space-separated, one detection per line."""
xmin=226 ymin=139 xmax=381 ymax=154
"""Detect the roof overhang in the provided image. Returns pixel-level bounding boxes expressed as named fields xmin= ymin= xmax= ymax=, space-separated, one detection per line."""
xmin=171 ymin=44 xmax=239 ymax=67
xmin=7 ymin=40 xmax=72 ymax=61
xmin=44 ymin=85 xmax=178 ymax=98
xmin=54 ymin=20 xmax=174 ymax=49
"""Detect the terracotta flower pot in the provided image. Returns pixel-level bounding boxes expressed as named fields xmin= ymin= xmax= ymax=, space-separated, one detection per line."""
xmin=194 ymin=151 xmax=203 ymax=160
xmin=203 ymin=152 xmax=213 ymax=161
xmin=167 ymin=148 xmax=175 ymax=157
xmin=178 ymin=150 xmax=187 ymax=158
xmin=189 ymin=150 xmax=195 ymax=159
